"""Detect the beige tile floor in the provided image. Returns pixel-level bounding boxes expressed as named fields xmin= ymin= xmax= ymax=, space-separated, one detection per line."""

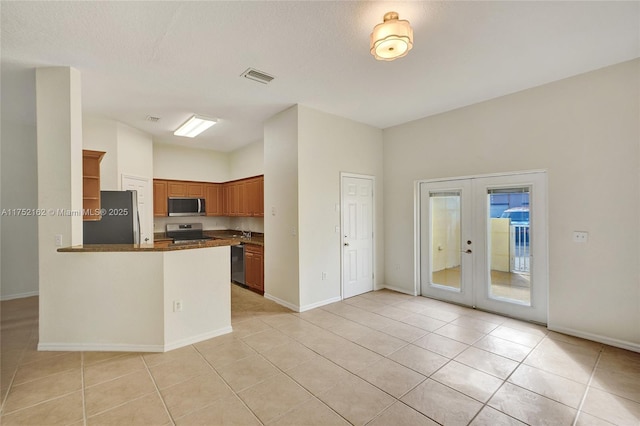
xmin=1 ymin=285 xmax=639 ymax=425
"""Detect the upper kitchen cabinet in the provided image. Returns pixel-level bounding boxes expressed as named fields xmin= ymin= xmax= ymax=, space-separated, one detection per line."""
xmin=187 ymin=182 xmax=205 ymax=197
xmin=167 ymin=181 xmax=187 ymax=197
xmin=205 ymin=183 xmax=224 ymax=216
xmin=153 ymin=176 xmax=264 ymax=218
xmin=246 ymin=176 xmax=264 ymax=217
xmin=165 ymin=180 xmax=205 ymax=198
xmin=82 ymin=150 xmax=105 ymax=221
xmin=153 ymin=180 xmax=168 ymax=216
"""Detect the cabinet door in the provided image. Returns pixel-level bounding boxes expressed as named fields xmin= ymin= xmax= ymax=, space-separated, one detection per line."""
xmin=205 ymin=183 xmax=223 ymax=216
xmin=237 ymin=181 xmax=248 ymax=216
xmin=257 ymin=176 xmax=264 ymax=216
xmin=246 ymin=176 xmax=264 ymax=217
xmin=153 ymin=180 xmax=168 ymax=216
xmin=187 ymin=182 xmax=205 ymax=197
xmin=244 ymin=245 xmax=264 ymax=293
xmin=167 ymin=181 xmax=187 ymax=197
xmin=227 ymin=182 xmax=239 ymax=216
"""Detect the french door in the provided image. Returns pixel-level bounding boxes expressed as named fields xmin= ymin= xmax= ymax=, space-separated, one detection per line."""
xmin=419 ymin=172 xmax=547 ymax=323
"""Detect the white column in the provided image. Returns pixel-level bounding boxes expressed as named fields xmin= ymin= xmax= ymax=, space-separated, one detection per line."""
xmin=36 ymin=67 xmax=83 ymax=344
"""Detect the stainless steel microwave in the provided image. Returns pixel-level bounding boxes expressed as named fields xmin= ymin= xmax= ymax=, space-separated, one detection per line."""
xmin=168 ymin=197 xmax=206 ymax=216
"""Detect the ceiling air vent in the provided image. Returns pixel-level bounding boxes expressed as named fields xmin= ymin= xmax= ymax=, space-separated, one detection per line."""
xmin=241 ymin=68 xmax=275 ymax=84
xmin=145 ymin=115 xmax=161 ymax=122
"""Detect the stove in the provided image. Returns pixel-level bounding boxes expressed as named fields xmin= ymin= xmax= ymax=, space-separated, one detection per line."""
xmin=166 ymin=223 xmax=212 ymax=244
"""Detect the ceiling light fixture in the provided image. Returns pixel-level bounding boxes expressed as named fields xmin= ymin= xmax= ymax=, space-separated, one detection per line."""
xmin=173 ymin=114 xmax=217 ymax=138
xmin=370 ymin=11 xmax=413 ymax=61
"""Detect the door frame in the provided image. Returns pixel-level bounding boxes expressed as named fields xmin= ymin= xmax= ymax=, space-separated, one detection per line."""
xmin=121 ymin=174 xmax=152 ymax=244
xmin=414 ymin=169 xmax=549 ymax=321
xmin=340 ymin=172 xmax=376 ymax=300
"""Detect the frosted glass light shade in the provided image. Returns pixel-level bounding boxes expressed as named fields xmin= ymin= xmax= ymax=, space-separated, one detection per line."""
xmin=174 ymin=115 xmax=217 ymax=138
xmin=370 ymin=12 xmax=413 ymax=61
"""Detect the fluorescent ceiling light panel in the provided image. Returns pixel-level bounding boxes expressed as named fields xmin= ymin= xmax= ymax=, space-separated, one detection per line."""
xmin=174 ymin=115 xmax=217 ymax=138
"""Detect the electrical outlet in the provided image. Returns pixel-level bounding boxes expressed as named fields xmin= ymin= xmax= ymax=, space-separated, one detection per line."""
xmin=322 ymin=272 xmax=327 ymax=280
xmin=55 ymin=234 xmax=63 ymax=247
xmin=173 ymin=300 xmax=183 ymax=312
xmin=573 ymin=231 xmax=588 ymax=243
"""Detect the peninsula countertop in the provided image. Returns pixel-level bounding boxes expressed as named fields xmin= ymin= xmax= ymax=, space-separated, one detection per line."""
xmin=57 ymin=237 xmax=239 ymax=252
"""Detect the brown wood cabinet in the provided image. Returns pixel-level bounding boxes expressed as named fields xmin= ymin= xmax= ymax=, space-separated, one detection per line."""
xmin=167 ymin=181 xmax=187 ymax=197
xmin=153 ymin=180 xmax=168 ymax=216
xmin=187 ymin=182 xmax=204 ymax=197
xmin=246 ymin=176 xmax=264 ymax=217
xmin=244 ymin=244 xmax=264 ymax=294
xmin=82 ymin=150 xmax=105 ymax=221
xmin=205 ymin=183 xmax=224 ymax=216
xmin=153 ymin=175 xmax=264 ymax=218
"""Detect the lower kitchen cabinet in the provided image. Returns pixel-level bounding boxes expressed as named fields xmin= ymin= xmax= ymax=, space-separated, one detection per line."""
xmin=244 ymin=244 xmax=264 ymax=294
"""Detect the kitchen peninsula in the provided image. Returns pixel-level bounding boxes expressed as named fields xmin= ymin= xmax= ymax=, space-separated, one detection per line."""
xmin=47 ymin=238 xmax=239 ymax=353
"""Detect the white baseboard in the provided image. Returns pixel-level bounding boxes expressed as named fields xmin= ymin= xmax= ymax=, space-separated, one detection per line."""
xmin=37 ymin=326 xmax=234 ymax=353
xmin=164 ymin=326 xmax=233 ymax=352
xmin=299 ymin=296 xmax=342 ymax=312
xmin=263 ymin=293 xmax=342 ymax=313
xmin=548 ymin=324 xmax=640 ymax=353
xmin=38 ymin=342 xmax=165 ymax=353
xmin=1 ymin=291 xmax=39 ymax=301
xmin=382 ymin=285 xmax=417 ymax=296
xmin=264 ymin=293 xmax=300 ymax=312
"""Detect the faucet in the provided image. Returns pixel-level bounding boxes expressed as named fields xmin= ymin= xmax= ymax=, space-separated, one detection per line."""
xmin=242 ymin=230 xmax=252 ymax=239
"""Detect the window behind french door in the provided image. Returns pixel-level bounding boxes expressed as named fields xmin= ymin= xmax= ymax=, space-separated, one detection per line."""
xmin=418 ymin=171 xmax=548 ymax=323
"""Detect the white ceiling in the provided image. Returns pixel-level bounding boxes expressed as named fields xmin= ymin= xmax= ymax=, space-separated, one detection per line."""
xmin=2 ymin=1 xmax=638 ymax=152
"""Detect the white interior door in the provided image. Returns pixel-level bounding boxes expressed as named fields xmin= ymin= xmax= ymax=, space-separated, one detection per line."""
xmin=342 ymin=174 xmax=374 ymax=299
xmin=419 ymin=171 xmax=548 ymax=323
xmin=122 ymin=175 xmax=152 ymax=244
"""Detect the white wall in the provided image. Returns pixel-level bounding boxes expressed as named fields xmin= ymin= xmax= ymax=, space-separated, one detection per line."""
xmin=228 ymin=139 xmax=264 ymax=181
xmin=383 ymin=59 xmax=640 ymax=349
xmin=298 ymin=106 xmax=384 ymax=309
xmin=83 ymin=117 xmax=118 ymax=190
xmin=228 ymin=139 xmax=265 ymax=233
xmin=153 ymin=141 xmax=229 ymax=182
xmin=0 ymin=64 xmax=39 ymax=300
xmin=264 ymin=106 xmax=300 ymax=309
xmin=117 ymin=123 xmax=154 ymax=183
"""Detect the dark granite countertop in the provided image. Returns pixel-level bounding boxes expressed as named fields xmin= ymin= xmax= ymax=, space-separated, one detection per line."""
xmin=153 ymin=229 xmax=264 ymax=247
xmin=58 ymin=238 xmax=239 ymax=252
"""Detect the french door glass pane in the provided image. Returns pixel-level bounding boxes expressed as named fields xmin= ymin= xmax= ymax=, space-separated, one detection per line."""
xmin=430 ymin=191 xmax=461 ymax=290
xmin=487 ymin=187 xmax=531 ymax=305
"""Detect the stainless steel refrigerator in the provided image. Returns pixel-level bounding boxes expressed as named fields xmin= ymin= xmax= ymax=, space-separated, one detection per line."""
xmin=83 ymin=190 xmax=141 ymax=244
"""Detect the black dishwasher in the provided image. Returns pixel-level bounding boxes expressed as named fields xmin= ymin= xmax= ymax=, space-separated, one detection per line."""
xmin=231 ymin=244 xmax=245 ymax=285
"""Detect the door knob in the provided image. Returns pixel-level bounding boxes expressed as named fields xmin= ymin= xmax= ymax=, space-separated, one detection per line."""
xmin=344 ymin=242 xmax=350 ymax=246
xmin=465 ymin=249 xmax=472 ymax=253
xmin=467 ymin=240 xmax=472 ymax=245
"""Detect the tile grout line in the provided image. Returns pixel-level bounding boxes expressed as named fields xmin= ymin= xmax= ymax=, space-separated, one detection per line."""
xmin=140 ymin=355 xmax=176 ymax=426
xmin=190 ymin=342 xmax=266 ymax=425
xmin=0 ymin=321 xmax=39 ymax=417
xmin=236 ymin=324 xmax=355 ymax=426
xmin=81 ymin=352 xmax=87 ymax=426
xmin=464 ymin=329 xmax=548 ymax=425
xmin=236 ymin=317 xmax=378 ymax=425
xmin=571 ymin=345 xmax=604 ymax=426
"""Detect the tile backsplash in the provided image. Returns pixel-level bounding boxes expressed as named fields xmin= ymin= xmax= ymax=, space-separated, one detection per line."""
xmin=153 ymin=216 xmax=263 ymax=233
